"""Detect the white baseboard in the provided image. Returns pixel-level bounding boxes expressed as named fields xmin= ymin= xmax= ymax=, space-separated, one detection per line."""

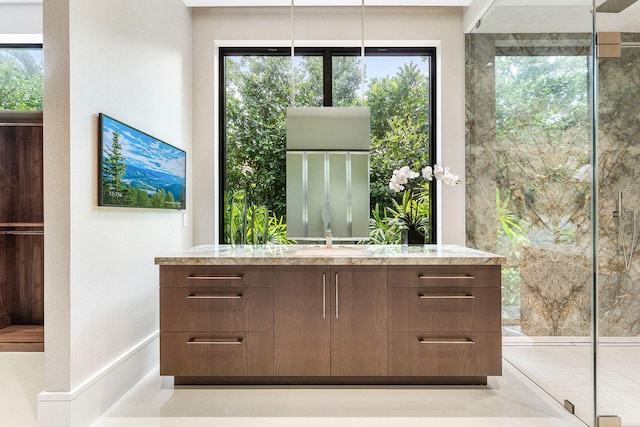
xmin=37 ymin=332 xmax=159 ymax=427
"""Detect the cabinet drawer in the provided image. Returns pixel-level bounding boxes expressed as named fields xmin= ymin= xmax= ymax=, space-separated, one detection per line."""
xmin=160 ymin=265 xmax=273 ymax=287
xmin=388 ymin=287 xmax=501 ymax=332
xmin=160 ymin=331 xmax=273 ymax=376
xmin=388 ymin=265 xmax=500 ymax=288
xmin=388 ymin=331 xmax=501 ymax=377
xmin=160 ymin=287 xmax=273 ymax=332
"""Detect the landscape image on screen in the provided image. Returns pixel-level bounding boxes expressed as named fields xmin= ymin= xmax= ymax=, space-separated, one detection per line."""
xmin=99 ymin=114 xmax=186 ymax=209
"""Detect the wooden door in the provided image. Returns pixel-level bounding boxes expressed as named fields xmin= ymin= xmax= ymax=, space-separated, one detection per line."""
xmin=330 ymin=266 xmax=387 ymax=376
xmin=274 ymin=266 xmax=330 ymax=376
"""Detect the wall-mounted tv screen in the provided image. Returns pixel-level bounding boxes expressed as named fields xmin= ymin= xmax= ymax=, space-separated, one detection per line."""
xmin=99 ymin=113 xmax=186 ymax=209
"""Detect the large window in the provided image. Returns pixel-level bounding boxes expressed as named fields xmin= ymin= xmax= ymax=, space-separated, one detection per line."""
xmin=0 ymin=45 xmax=43 ymax=111
xmin=219 ymin=46 xmax=435 ymax=244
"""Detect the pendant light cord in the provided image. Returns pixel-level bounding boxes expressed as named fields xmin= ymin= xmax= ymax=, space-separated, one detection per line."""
xmin=291 ymin=0 xmax=365 ymax=107
xmin=291 ymin=0 xmax=296 ymax=107
xmin=361 ymin=0 xmax=365 ymax=107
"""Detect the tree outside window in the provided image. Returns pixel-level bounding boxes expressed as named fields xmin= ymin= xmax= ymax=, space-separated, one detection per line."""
xmin=220 ymin=47 xmax=435 ymax=244
xmin=0 ymin=46 xmax=43 ymax=111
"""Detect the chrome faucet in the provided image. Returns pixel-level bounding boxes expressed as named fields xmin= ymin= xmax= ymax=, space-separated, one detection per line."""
xmin=325 ymin=228 xmax=333 ymax=248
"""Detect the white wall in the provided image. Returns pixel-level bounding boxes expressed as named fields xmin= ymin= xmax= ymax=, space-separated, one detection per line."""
xmin=40 ymin=0 xmax=192 ymax=425
xmin=192 ymin=6 xmax=466 ymax=245
xmin=0 ymin=2 xmax=42 ymax=38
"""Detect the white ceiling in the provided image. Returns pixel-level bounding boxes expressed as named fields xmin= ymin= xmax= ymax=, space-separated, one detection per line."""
xmin=182 ymin=0 xmax=473 ymax=6
xmin=4 ymin=0 xmax=638 ymax=32
xmin=184 ymin=0 xmax=640 ymax=32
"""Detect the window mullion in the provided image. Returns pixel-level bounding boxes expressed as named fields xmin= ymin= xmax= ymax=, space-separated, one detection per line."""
xmin=323 ymin=50 xmax=332 ymax=106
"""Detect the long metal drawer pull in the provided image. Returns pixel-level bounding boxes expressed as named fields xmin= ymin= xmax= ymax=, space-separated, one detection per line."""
xmin=418 ymin=275 xmax=474 ymax=280
xmin=335 ymin=273 xmax=339 ymax=319
xmin=322 ymin=273 xmax=326 ymax=319
xmin=187 ymin=294 xmax=243 ymax=299
xmin=418 ymin=337 xmax=474 ymax=344
xmin=187 ymin=337 xmax=243 ymax=345
xmin=418 ymin=294 xmax=475 ymax=299
xmin=187 ymin=275 xmax=243 ymax=280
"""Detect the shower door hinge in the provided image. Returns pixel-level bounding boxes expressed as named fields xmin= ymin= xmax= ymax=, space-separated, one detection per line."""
xmin=597 ymin=32 xmax=621 ymax=58
xmin=598 ymin=415 xmax=622 ymax=427
xmin=563 ymin=399 xmax=575 ymax=414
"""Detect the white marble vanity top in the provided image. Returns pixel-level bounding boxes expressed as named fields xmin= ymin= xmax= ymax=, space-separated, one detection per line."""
xmin=155 ymin=244 xmax=506 ymax=266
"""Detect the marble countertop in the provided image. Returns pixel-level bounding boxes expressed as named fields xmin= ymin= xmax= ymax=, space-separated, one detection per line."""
xmin=155 ymin=244 xmax=506 ymax=266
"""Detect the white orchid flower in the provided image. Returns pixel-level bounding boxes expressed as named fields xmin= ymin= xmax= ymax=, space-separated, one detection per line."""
xmin=421 ymin=166 xmax=433 ymax=181
xmin=388 ymin=163 xmax=460 ymax=195
xmin=389 ymin=180 xmax=404 ymax=192
xmin=433 ymin=164 xmax=444 ymax=180
xmin=442 ymin=171 xmax=461 ymax=186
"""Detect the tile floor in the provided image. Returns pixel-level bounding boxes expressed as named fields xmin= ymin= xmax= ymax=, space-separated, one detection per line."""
xmin=504 ymin=341 xmax=640 ymax=427
xmin=1 ymin=350 xmax=610 ymax=427
xmin=0 ymin=352 xmax=43 ymax=427
xmin=88 ymin=360 xmax=587 ymax=427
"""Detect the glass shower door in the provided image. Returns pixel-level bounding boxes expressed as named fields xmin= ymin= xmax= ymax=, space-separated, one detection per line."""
xmin=595 ymin=4 xmax=640 ymax=425
xmin=467 ymin=1 xmax=596 ymax=425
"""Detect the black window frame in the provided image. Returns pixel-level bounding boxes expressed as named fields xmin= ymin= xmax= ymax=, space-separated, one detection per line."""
xmin=218 ymin=46 xmax=437 ymax=244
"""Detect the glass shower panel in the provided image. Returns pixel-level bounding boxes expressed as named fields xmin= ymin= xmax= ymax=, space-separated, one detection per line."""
xmin=467 ymin=1 xmax=595 ymax=425
xmin=595 ymin=7 xmax=640 ymax=425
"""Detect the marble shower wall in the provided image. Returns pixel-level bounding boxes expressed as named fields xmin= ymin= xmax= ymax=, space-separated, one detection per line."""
xmin=597 ymin=33 xmax=640 ymax=336
xmin=465 ymin=34 xmax=498 ymax=254
xmin=467 ymin=32 xmax=640 ymax=336
xmin=520 ymin=245 xmax=592 ymax=336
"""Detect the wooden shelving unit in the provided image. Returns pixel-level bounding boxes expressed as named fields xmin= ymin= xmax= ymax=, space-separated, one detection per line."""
xmin=0 ymin=325 xmax=44 ymax=352
xmin=0 ymin=112 xmax=44 ymax=352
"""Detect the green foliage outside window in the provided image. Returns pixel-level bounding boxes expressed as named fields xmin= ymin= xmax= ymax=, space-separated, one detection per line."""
xmin=223 ymin=52 xmax=433 ymax=244
xmin=0 ymin=48 xmax=43 ymax=111
xmin=368 ymin=63 xmax=431 ymax=209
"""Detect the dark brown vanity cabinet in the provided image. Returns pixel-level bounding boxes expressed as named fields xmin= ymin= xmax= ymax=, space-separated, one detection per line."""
xmin=159 ymin=262 xmax=501 ymax=384
xmin=273 ymin=266 xmax=330 ymax=376
xmin=159 ymin=265 xmax=274 ymax=379
xmin=387 ymin=265 xmax=502 ymax=378
xmin=273 ymin=265 xmax=387 ymax=377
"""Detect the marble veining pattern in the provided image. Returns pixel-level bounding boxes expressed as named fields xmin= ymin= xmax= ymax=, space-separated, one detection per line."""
xmin=466 ymin=32 xmax=640 ymax=337
xmin=596 ymin=33 xmax=640 ymax=336
xmin=465 ymin=33 xmax=499 ymax=254
xmin=155 ymin=244 xmax=506 ymax=266
xmin=519 ymin=246 xmax=591 ymax=336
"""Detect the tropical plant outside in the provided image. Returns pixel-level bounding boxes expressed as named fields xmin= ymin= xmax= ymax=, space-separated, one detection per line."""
xmin=223 ymin=51 xmax=434 ymax=244
xmin=367 ymin=204 xmax=401 ymax=245
xmin=0 ymin=48 xmax=43 ymax=111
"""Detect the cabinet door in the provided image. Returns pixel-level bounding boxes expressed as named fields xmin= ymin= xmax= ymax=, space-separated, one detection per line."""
xmin=388 ymin=287 xmax=501 ymax=332
xmin=160 ymin=287 xmax=273 ymax=332
xmin=160 ymin=331 xmax=273 ymax=376
xmin=274 ymin=266 xmax=330 ymax=376
xmin=331 ymin=266 xmax=387 ymax=376
xmin=388 ymin=331 xmax=502 ymax=376
xmin=160 ymin=265 xmax=273 ymax=287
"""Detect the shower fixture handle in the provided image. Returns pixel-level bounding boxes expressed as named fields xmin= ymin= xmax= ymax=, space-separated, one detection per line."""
xmin=616 ymin=190 xmax=637 ymax=271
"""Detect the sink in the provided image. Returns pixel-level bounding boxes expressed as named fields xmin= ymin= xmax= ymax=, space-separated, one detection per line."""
xmin=293 ymin=246 xmax=368 ymax=257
